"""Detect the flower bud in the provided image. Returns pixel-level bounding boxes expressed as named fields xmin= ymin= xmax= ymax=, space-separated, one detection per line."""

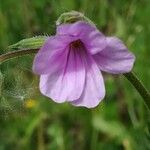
xmin=56 ymin=11 xmax=95 ymax=27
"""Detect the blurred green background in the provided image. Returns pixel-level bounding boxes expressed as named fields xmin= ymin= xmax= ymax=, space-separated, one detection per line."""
xmin=0 ymin=0 xmax=150 ymax=150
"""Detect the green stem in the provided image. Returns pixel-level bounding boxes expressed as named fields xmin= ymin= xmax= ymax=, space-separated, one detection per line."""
xmin=0 ymin=48 xmax=39 ymax=63
xmin=124 ymin=72 xmax=150 ymax=110
xmin=0 ymin=49 xmax=149 ymax=110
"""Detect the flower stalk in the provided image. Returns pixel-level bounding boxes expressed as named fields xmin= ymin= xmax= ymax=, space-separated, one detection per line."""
xmin=124 ymin=72 xmax=150 ymax=110
xmin=0 ymin=48 xmax=38 ymax=63
xmin=0 ymin=48 xmax=149 ymax=110
xmin=0 ymin=36 xmax=46 ymax=63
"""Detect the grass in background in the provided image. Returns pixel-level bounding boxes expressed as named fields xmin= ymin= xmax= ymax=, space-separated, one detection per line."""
xmin=0 ymin=0 xmax=150 ymax=150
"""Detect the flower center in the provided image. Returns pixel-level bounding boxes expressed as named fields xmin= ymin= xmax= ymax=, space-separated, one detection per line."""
xmin=70 ymin=39 xmax=84 ymax=49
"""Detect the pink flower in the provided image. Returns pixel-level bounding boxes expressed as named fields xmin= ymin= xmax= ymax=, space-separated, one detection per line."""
xmin=33 ymin=21 xmax=135 ymax=108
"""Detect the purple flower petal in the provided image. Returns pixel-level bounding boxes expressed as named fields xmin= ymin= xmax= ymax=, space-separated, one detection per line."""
xmin=57 ymin=21 xmax=95 ymax=36
xmin=33 ymin=35 xmax=76 ymax=74
xmin=93 ymin=37 xmax=135 ymax=74
xmin=71 ymin=54 xmax=105 ymax=108
xmin=57 ymin=21 xmax=106 ymax=54
xmin=39 ymin=47 xmax=86 ymax=103
xmin=33 ymin=20 xmax=135 ymax=108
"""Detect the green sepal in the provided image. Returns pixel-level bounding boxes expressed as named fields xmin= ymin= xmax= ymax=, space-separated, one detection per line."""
xmin=9 ymin=36 xmax=48 ymax=50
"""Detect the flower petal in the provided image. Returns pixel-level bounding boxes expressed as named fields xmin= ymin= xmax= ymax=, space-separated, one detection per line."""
xmin=57 ymin=21 xmax=95 ymax=36
xmin=39 ymin=48 xmax=86 ymax=103
xmin=81 ymin=27 xmax=106 ymax=55
xmin=57 ymin=21 xmax=106 ymax=54
xmin=93 ymin=37 xmax=135 ymax=74
xmin=71 ymin=54 xmax=105 ymax=108
xmin=32 ymin=35 xmax=75 ymax=75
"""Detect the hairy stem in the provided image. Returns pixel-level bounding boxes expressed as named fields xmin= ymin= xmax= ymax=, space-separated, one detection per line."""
xmin=0 ymin=48 xmax=39 ymax=63
xmin=0 ymin=49 xmax=149 ymax=110
xmin=124 ymin=72 xmax=150 ymax=110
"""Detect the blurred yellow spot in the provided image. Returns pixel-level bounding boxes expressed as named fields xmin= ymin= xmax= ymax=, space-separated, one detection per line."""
xmin=123 ymin=139 xmax=131 ymax=150
xmin=25 ymin=99 xmax=36 ymax=108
